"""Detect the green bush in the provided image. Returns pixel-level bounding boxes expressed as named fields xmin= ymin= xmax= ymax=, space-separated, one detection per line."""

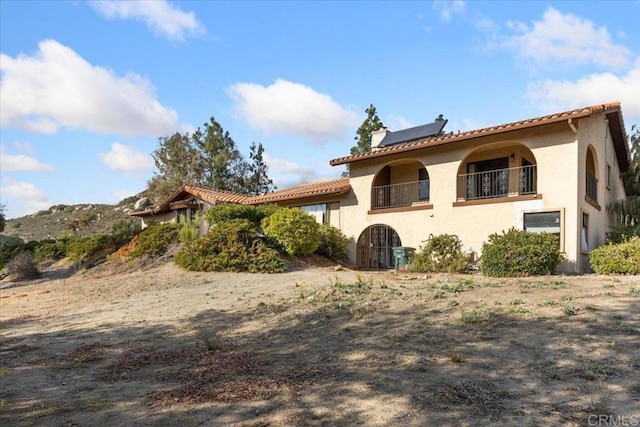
xmin=66 ymin=234 xmax=118 ymax=262
xmin=589 ymin=237 xmax=640 ymax=275
xmin=205 ymin=203 xmax=279 ymax=226
xmin=0 ymin=235 xmax=25 ymax=269
xmin=606 ymin=224 xmax=640 ymax=244
xmin=128 ymin=223 xmax=180 ymax=258
xmin=481 ymin=228 xmax=563 ymax=277
xmin=175 ymin=219 xmax=284 ymax=273
xmin=33 ymin=238 xmax=70 ymax=262
xmin=261 ymin=208 xmax=321 ymax=256
xmin=408 ymin=234 xmax=469 ymax=273
xmin=316 ymin=223 xmax=351 ymax=261
xmin=111 ymin=218 xmax=141 ymax=245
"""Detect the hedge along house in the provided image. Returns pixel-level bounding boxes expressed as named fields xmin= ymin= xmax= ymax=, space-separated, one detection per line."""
xmin=330 ymin=102 xmax=630 ymax=273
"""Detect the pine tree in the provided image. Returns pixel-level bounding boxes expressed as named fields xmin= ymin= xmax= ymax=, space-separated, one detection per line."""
xmin=147 ymin=132 xmax=202 ymax=203
xmin=351 ymin=104 xmax=384 ymax=155
xmin=246 ymin=142 xmax=276 ymax=196
xmin=193 ymin=117 xmax=248 ymax=193
xmin=343 ymin=104 xmax=384 ymax=177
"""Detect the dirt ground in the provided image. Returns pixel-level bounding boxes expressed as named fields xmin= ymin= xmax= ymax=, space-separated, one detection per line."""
xmin=1 ymin=258 xmax=639 ymax=426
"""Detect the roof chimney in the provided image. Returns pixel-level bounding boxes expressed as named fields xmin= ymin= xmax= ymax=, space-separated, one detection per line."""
xmin=371 ymin=127 xmax=389 ymax=151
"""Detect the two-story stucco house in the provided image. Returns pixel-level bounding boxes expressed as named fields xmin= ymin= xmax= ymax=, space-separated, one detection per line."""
xmin=132 ymin=102 xmax=631 ymax=274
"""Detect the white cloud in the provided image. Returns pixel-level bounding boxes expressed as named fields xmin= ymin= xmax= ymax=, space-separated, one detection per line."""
xmin=433 ymin=0 xmax=465 ymax=22
xmin=89 ymin=0 xmax=204 ymax=41
xmin=100 ymin=143 xmax=154 ymax=172
xmin=0 ymin=39 xmax=182 ymax=136
xmin=264 ymin=153 xmax=335 ymax=189
xmin=0 ymin=144 xmax=55 ymax=171
xmin=527 ymin=57 xmax=640 ymax=121
xmin=228 ymin=79 xmax=359 ymax=145
xmin=504 ymin=7 xmax=631 ymax=69
xmin=386 ymin=115 xmax=413 ymax=131
xmin=0 ymin=177 xmax=51 ymax=217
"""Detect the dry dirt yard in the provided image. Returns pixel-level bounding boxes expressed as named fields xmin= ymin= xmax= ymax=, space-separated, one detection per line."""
xmin=1 ymin=258 xmax=639 ymax=426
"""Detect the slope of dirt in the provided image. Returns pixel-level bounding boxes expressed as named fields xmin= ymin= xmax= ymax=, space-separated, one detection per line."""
xmin=1 ymin=262 xmax=639 ymax=426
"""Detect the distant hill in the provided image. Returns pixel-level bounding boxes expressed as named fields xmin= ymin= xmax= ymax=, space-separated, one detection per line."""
xmin=3 ymin=197 xmax=142 ymax=242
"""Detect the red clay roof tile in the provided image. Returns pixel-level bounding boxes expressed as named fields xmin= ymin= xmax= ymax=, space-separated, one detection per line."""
xmin=330 ymin=102 xmax=624 ymax=166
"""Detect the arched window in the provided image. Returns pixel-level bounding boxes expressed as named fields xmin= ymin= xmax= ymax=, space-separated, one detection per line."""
xmin=586 ymin=146 xmax=598 ymax=204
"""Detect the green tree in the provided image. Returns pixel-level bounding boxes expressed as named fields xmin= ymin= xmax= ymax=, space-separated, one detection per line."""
xmin=622 ymin=124 xmax=640 ymax=196
xmin=193 ymin=117 xmax=248 ymax=193
xmin=246 ymin=142 xmax=276 ymax=196
xmin=147 ymin=132 xmax=202 ymax=203
xmin=343 ymin=104 xmax=384 ymax=177
xmin=0 ymin=204 xmax=6 ymax=233
xmin=608 ymin=125 xmax=640 ymax=229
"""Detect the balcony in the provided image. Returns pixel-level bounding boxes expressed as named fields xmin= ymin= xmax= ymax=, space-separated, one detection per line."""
xmin=457 ymin=165 xmax=537 ymax=201
xmin=372 ymin=180 xmax=430 ymax=210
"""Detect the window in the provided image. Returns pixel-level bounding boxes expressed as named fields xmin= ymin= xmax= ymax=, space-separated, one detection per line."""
xmin=581 ymin=213 xmax=589 ymax=253
xmin=524 ymin=211 xmax=562 ymax=248
xmin=300 ymin=204 xmax=328 ymax=224
xmin=466 ymin=157 xmax=510 ymax=199
xmin=418 ymin=168 xmax=430 ymax=201
xmin=585 ymin=147 xmax=598 ymax=203
xmin=606 ymin=164 xmax=611 ymax=190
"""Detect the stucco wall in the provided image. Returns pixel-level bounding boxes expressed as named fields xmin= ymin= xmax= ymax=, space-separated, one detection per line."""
xmin=340 ymin=118 xmax=621 ymax=273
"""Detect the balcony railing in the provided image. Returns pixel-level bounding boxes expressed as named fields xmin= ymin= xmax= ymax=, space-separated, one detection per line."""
xmin=457 ymin=165 xmax=537 ymax=201
xmin=372 ymin=180 xmax=430 ymax=209
xmin=586 ymin=172 xmax=598 ymax=203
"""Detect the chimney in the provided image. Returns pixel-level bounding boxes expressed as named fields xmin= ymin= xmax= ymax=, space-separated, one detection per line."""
xmin=371 ymin=127 xmax=389 ymax=151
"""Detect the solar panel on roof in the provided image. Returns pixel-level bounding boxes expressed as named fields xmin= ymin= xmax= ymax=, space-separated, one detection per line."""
xmin=379 ymin=120 xmax=448 ymax=147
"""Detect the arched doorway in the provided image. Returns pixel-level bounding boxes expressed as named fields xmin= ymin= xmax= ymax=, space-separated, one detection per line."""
xmin=356 ymin=225 xmax=401 ymax=269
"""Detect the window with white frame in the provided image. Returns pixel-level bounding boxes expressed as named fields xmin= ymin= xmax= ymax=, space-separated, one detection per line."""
xmin=300 ymin=204 xmax=329 ymax=224
xmin=581 ymin=213 xmax=589 ymax=253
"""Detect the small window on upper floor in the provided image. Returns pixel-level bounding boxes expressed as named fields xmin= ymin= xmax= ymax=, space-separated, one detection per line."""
xmin=606 ymin=164 xmax=611 ymax=190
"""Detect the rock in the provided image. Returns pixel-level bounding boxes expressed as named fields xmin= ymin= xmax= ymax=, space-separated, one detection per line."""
xmin=134 ymin=197 xmax=151 ymax=210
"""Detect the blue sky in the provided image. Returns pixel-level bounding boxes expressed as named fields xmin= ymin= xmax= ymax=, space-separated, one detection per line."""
xmin=1 ymin=1 xmax=639 ymax=219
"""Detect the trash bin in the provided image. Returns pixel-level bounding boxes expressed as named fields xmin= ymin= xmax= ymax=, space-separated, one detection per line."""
xmin=392 ymin=246 xmax=416 ymax=270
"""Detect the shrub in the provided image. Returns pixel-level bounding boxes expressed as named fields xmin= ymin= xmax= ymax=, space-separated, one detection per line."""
xmin=606 ymin=224 xmax=640 ymax=244
xmin=316 ymin=223 xmax=351 ymax=261
xmin=205 ymin=203 xmax=279 ymax=226
xmin=481 ymin=228 xmax=563 ymax=277
xmin=111 ymin=218 xmax=141 ymax=245
xmin=175 ymin=219 xmax=284 ymax=273
xmin=33 ymin=238 xmax=70 ymax=262
xmin=408 ymin=234 xmax=469 ymax=273
xmin=261 ymin=209 xmax=321 ymax=256
xmin=178 ymin=213 xmax=202 ymax=243
xmin=589 ymin=237 xmax=640 ymax=275
xmin=66 ymin=234 xmax=118 ymax=263
xmin=0 ymin=235 xmax=25 ymax=269
xmin=6 ymin=251 xmax=39 ymax=281
xmin=128 ymin=223 xmax=180 ymax=258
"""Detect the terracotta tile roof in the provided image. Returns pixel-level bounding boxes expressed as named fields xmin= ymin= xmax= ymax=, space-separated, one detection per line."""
xmin=246 ymin=178 xmax=351 ymax=205
xmin=183 ymin=185 xmax=250 ymax=205
xmin=130 ymin=184 xmax=250 ymax=216
xmin=131 ymin=179 xmax=352 ymax=217
xmin=330 ymin=102 xmax=625 ymax=166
